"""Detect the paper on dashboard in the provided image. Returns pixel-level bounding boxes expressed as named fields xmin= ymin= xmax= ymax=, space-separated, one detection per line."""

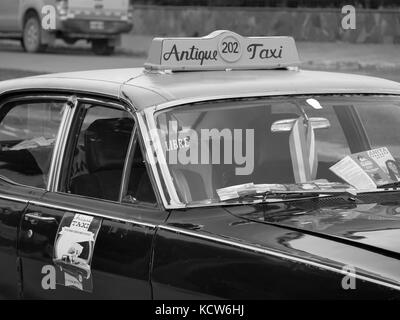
xmin=329 ymin=147 xmax=400 ymax=189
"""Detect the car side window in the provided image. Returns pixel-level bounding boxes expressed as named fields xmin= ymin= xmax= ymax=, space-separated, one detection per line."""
xmin=63 ymin=104 xmax=134 ymax=202
xmin=0 ymin=99 xmax=65 ymax=188
xmin=122 ymin=134 xmax=157 ymax=205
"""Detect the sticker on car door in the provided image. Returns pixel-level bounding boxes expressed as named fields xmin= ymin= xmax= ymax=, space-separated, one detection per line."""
xmin=53 ymin=212 xmax=102 ymax=292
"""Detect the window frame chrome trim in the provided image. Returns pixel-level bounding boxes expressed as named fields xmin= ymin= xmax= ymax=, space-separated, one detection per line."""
xmin=0 ymin=93 xmax=73 ymax=192
xmin=119 ymin=124 xmax=138 ymax=202
xmin=51 ymin=96 xmax=134 ymax=193
xmin=0 ymin=194 xmax=29 ymax=204
xmin=28 ymin=198 xmax=157 ymax=229
xmin=0 ymin=95 xmax=72 ymax=107
xmin=132 ymin=119 xmax=167 ymax=209
xmin=47 ymin=96 xmax=77 ymax=191
xmin=48 ymin=95 xmax=167 ymax=210
xmin=0 ymin=92 xmax=169 ymax=211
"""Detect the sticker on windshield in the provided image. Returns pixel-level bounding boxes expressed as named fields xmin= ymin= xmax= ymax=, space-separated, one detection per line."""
xmin=53 ymin=212 xmax=102 ymax=292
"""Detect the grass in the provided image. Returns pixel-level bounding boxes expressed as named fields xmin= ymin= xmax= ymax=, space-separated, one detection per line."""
xmin=0 ymin=69 xmax=41 ymax=81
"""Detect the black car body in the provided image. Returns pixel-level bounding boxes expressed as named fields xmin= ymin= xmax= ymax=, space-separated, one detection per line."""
xmin=2 ymin=32 xmax=400 ymax=299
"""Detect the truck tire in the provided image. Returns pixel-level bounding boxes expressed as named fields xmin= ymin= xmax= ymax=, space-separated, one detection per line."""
xmin=91 ymin=39 xmax=115 ymax=56
xmin=22 ymin=12 xmax=47 ymax=53
xmin=64 ymin=38 xmax=78 ymax=45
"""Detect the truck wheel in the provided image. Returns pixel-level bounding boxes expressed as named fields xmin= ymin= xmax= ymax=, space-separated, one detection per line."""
xmin=91 ymin=39 xmax=115 ymax=56
xmin=22 ymin=13 xmax=47 ymax=53
xmin=20 ymin=38 xmax=26 ymax=51
xmin=64 ymin=38 xmax=78 ymax=45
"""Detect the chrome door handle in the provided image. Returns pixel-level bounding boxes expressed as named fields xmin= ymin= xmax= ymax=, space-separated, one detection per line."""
xmin=25 ymin=212 xmax=57 ymax=223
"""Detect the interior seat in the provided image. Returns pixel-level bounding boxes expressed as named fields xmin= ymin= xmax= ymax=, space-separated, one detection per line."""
xmin=170 ymin=167 xmax=208 ymax=203
xmin=213 ymin=112 xmax=300 ymax=188
xmin=253 ymin=113 xmax=300 ymax=183
xmin=70 ymin=117 xmax=134 ymax=201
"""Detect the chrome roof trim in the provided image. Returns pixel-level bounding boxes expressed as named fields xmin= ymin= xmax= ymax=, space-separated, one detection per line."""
xmin=160 ymin=224 xmax=400 ymax=292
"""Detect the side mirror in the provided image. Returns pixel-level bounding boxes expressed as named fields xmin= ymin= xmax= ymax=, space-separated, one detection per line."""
xmin=271 ymin=117 xmax=331 ymax=132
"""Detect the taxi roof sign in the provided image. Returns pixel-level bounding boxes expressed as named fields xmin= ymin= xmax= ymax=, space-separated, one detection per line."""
xmin=144 ymin=30 xmax=300 ymax=71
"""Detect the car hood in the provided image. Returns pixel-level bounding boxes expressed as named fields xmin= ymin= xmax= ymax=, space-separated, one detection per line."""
xmin=224 ymin=194 xmax=400 ymax=256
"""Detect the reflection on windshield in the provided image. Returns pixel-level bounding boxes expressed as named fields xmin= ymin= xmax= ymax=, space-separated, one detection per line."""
xmin=154 ymin=95 xmax=400 ymax=204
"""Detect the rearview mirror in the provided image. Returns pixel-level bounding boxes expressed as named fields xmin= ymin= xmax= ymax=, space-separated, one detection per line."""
xmin=271 ymin=117 xmax=331 ymax=132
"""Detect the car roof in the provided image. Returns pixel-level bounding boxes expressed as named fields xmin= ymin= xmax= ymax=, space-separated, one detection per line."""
xmin=1 ymin=67 xmax=400 ymax=110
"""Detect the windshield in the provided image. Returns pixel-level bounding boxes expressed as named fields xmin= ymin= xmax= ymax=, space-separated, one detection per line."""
xmin=154 ymin=95 xmax=400 ymax=204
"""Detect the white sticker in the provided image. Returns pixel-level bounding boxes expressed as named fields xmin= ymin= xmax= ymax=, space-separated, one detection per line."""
xmin=53 ymin=212 xmax=102 ymax=292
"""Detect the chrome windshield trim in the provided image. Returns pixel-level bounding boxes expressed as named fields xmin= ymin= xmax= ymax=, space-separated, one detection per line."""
xmin=144 ymin=108 xmax=183 ymax=207
xmin=154 ymin=92 xmax=400 ymax=112
xmin=147 ymin=93 xmax=400 ymax=209
xmin=159 ymin=225 xmax=400 ymax=292
xmin=137 ymin=110 xmax=185 ymax=209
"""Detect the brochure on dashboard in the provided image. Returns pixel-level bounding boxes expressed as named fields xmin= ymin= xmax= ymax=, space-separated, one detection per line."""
xmin=329 ymin=147 xmax=400 ymax=190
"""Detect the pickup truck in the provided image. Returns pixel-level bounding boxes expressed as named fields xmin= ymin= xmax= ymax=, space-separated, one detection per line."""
xmin=0 ymin=0 xmax=133 ymax=55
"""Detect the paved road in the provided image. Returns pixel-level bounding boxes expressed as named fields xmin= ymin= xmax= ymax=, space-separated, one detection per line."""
xmin=0 ymin=41 xmax=145 ymax=74
xmin=0 ymin=37 xmax=399 ymax=83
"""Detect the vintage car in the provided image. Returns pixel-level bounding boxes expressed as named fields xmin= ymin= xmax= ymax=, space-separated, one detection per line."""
xmin=1 ymin=30 xmax=400 ymax=299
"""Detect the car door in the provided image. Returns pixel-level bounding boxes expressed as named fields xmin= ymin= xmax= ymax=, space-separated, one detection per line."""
xmin=18 ymin=95 xmax=166 ymax=299
xmin=0 ymin=0 xmax=20 ymax=32
xmin=0 ymin=183 xmax=44 ymax=299
xmin=0 ymin=93 xmax=71 ymax=299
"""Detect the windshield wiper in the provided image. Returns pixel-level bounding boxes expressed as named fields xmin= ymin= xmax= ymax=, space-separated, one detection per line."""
xmin=377 ymin=181 xmax=400 ymax=189
xmin=225 ymin=189 xmax=357 ymax=203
